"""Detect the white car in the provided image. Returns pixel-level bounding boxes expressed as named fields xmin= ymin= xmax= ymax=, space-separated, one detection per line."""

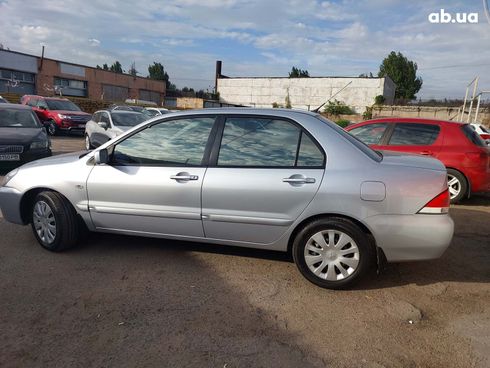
xmin=470 ymin=123 xmax=490 ymax=145
xmin=84 ymin=110 xmax=147 ymax=149
xmin=143 ymin=107 xmax=170 ymax=118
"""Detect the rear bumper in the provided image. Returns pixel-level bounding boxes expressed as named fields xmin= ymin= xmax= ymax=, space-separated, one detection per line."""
xmin=466 ymin=166 xmax=490 ymax=193
xmin=0 ymin=186 xmax=24 ymax=224
xmin=365 ymin=213 xmax=454 ymax=262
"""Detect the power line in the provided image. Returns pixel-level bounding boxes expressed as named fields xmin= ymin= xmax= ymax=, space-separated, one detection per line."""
xmin=420 ymin=63 xmax=490 ymax=71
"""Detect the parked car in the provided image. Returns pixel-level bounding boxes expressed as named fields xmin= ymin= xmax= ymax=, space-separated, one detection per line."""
xmin=142 ymin=107 xmax=170 ymax=118
xmin=20 ymin=95 xmax=91 ymax=136
xmin=0 ymin=109 xmax=454 ymax=289
xmin=0 ymin=104 xmax=51 ymax=170
xmin=345 ymin=118 xmax=490 ymax=203
xmin=85 ymin=110 xmax=147 ymax=149
xmin=470 ymin=123 xmax=490 ymax=144
xmin=0 ymin=96 xmax=8 ymax=103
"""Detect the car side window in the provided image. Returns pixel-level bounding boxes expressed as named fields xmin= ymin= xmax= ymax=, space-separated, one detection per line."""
xmin=112 ymin=117 xmax=215 ymax=166
xmin=217 ymin=117 xmax=324 ymax=167
xmin=27 ymin=98 xmax=37 ymax=107
xmin=36 ymin=99 xmax=48 ymax=109
xmin=92 ymin=112 xmax=100 ymax=123
xmin=388 ymin=123 xmax=440 ymax=146
xmin=349 ymin=123 xmax=388 ymax=145
xmin=100 ymin=113 xmax=110 ymax=124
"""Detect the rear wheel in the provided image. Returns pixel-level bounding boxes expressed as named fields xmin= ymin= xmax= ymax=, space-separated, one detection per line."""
xmin=447 ymin=168 xmax=468 ymax=204
xmin=292 ymin=218 xmax=375 ymax=289
xmin=46 ymin=120 xmax=57 ymax=136
xmin=85 ymin=134 xmax=94 ymax=150
xmin=31 ymin=191 xmax=79 ymax=251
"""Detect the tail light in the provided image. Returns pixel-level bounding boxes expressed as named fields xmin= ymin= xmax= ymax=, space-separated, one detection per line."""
xmin=418 ymin=190 xmax=450 ymax=214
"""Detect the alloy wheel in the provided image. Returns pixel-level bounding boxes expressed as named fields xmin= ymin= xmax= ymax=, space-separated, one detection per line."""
xmin=303 ymin=230 xmax=360 ymax=281
xmin=33 ymin=200 xmax=57 ymax=244
xmin=447 ymin=174 xmax=461 ymax=199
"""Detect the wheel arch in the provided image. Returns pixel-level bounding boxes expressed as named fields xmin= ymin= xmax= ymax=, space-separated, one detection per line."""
xmin=20 ymin=187 xmax=77 ymax=224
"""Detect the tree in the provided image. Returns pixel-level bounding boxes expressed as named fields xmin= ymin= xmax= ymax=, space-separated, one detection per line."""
xmin=102 ymin=63 xmax=109 ymax=71
xmin=289 ymin=66 xmax=309 ymax=78
xmin=128 ymin=61 xmax=138 ymax=76
xmin=378 ymin=51 xmax=422 ymax=100
xmin=148 ymin=62 xmax=173 ymax=89
xmin=109 ymin=61 xmax=123 ymax=73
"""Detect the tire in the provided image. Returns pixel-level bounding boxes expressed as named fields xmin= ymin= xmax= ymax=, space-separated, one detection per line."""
xmin=30 ymin=191 xmax=80 ymax=251
xmin=292 ymin=217 xmax=375 ymax=290
xmin=85 ymin=134 xmax=94 ymax=150
xmin=447 ymin=168 xmax=468 ymax=204
xmin=46 ymin=120 xmax=58 ymax=136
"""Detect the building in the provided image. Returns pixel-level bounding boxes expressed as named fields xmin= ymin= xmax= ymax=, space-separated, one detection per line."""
xmin=0 ymin=49 xmax=165 ymax=104
xmin=216 ymin=62 xmax=395 ymax=113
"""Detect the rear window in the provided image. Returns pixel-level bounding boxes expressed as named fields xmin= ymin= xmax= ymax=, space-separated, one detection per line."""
xmin=461 ymin=125 xmax=486 ymax=147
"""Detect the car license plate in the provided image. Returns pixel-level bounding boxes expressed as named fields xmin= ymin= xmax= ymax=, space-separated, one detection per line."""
xmin=78 ymin=124 xmax=85 ymax=128
xmin=0 ymin=154 xmax=20 ymax=161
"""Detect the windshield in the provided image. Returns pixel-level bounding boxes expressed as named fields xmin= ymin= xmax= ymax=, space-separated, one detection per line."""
xmin=0 ymin=108 xmax=42 ymax=128
xmin=111 ymin=112 xmax=147 ymax=127
xmin=315 ymin=115 xmax=383 ymax=162
xmin=46 ymin=99 xmax=81 ymax=111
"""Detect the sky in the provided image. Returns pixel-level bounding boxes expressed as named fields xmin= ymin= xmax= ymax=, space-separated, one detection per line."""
xmin=1 ymin=0 xmax=490 ymax=99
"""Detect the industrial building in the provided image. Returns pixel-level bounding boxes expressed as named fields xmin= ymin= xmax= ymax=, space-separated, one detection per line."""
xmin=0 ymin=49 xmax=165 ymax=104
xmin=215 ymin=62 xmax=396 ymax=113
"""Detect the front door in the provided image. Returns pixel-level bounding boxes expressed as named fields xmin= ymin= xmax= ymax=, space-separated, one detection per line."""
xmin=202 ymin=116 xmax=325 ymax=244
xmin=86 ymin=115 xmax=217 ymax=237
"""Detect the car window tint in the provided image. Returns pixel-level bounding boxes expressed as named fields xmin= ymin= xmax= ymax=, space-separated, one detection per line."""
xmin=0 ymin=108 xmax=41 ymax=128
xmin=389 ymin=123 xmax=440 ymax=145
xmin=37 ymin=99 xmax=48 ymax=109
xmin=100 ymin=113 xmax=110 ymax=123
xmin=297 ymin=133 xmax=325 ymax=167
xmin=92 ymin=112 xmax=100 ymax=123
xmin=113 ymin=117 xmax=215 ymax=166
xmin=218 ymin=118 xmax=300 ymax=167
xmin=461 ymin=124 xmax=486 ymax=147
xmin=480 ymin=125 xmax=489 ymax=133
xmin=349 ymin=123 xmax=388 ymax=145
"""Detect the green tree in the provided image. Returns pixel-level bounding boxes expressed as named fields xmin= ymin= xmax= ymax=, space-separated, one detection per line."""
xmin=102 ymin=63 xmax=109 ymax=71
xmin=378 ymin=51 xmax=422 ymax=100
xmin=148 ymin=62 xmax=173 ymax=89
xmin=109 ymin=61 xmax=123 ymax=73
xmin=289 ymin=66 xmax=309 ymax=78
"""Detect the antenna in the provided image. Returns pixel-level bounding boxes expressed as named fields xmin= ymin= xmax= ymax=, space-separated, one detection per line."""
xmin=312 ymin=81 xmax=353 ymax=113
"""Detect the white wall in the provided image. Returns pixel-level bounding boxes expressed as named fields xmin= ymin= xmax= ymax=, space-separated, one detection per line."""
xmin=217 ymin=77 xmax=395 ymax=113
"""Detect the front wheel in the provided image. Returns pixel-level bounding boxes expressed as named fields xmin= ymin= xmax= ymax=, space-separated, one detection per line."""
xmin=31 ymin=191 xmax=80 ymax=251
xmin=292 ymin=218 xmax=375 ymax=289
xmin=447 ymin=168 xmax=468 ymax=204
xmin=85 ymin=134 xmax=94 ymax=150
xmin=46 ymin=120 xmax=58 ymax=136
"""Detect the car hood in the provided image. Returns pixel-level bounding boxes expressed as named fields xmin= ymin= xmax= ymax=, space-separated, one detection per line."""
xmin=0 ymin=128 xmax=47 ymax=145
xmin=379 ymin=150 xmax=446 ymax=171
xmin=21 ymin=151 xmax=87 ymax=168
xmin=52 ymin=110 xmax=91 ymax=116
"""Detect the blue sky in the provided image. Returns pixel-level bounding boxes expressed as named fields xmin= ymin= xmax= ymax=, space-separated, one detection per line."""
xmin=1 ymin=0 xmax=489 ymax=98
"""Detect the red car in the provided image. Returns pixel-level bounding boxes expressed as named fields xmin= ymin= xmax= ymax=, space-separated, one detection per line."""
xmin=21 ymin=95 xmax=91 ymax=136
xmin=345 ymin=118 xmax=490 ymax=203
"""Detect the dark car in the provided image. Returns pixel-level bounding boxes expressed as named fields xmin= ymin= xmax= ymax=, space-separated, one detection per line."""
xmin=20 ymin=95 xmax=91 ymax=136
xmin=0 ymin=104 xmax=51 ymax=171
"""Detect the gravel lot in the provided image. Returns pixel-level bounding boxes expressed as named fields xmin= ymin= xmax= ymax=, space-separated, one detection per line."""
xmin=1 ymin=136 xmax=489 ymax=368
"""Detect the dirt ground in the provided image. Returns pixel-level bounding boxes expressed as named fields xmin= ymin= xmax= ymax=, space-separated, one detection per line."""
xmin=0 ymin=136 xmax=489 ymax=368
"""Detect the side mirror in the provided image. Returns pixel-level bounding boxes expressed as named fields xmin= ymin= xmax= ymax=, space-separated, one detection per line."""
xmin=94 ymin=148 xmax=109 ymax=165
xmin=98 ymin=121 xmax=108 ymax=130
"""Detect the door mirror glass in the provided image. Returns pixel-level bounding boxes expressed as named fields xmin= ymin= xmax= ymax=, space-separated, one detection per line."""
xmin=94 ymin=148 xmax=109 ymax=164
xmin=98 ymin=121 xmax=108 ymax=129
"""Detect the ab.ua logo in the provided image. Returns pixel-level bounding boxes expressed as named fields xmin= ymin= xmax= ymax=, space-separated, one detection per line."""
xmin=428 ymin=9 xmax=478 ymax=24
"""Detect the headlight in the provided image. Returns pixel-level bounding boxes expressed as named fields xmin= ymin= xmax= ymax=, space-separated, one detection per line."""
xmin=1 ymin=168 xmax=19 ymax=187
xmin=58 ymin=114 xmax=71 ymax=119
xmin=30 ymin=140 xmax=49 ymax=149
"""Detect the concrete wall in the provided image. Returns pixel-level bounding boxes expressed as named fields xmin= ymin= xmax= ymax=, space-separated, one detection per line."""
xmin=217 ymin=77 xmax=395 ymax=113
xmin=372 ymin=105 xmax=490 ymax=125
xmin=164 ymin=97 xmax=204 ymax=109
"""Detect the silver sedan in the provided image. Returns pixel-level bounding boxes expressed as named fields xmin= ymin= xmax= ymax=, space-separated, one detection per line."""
xmin=0 ymin=109 xmax=454 ymax=289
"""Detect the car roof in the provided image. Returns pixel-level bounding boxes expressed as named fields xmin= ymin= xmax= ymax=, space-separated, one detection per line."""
xmin=151 ymin=107 xmax=323 ymax=119
xmin=95 ymin=109 xmax=142 ymax=114
xmin=359 ymin=117 xmax=466 ymax=125
xmin=0 ymin=103 xmax=33 ymax=110
xmin=23 ymin=94 xmax=69 ymax=101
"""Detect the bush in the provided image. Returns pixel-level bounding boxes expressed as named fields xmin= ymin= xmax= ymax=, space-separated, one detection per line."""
xmin=374 ymin=95 xmax=385 ymax=105
xmin=335 ymin=119 xmax=350 ymax=128
xmin=324 ymin=100 xmax=354 ymax=115
xmin=362 ymin=106 xmax=373 ymax=120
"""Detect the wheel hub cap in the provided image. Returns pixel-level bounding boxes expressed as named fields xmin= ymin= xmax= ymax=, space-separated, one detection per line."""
xmin=33 ymin=201 xmax=56 ymax=244
xmin=447 ymin=174 xmax=461 ymax=199
xmin=304 ymin=230 xmax=360 ymax=281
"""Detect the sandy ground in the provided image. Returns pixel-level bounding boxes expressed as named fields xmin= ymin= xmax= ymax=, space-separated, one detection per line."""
xmin=0 ymin=136 xmax=489 ymax=368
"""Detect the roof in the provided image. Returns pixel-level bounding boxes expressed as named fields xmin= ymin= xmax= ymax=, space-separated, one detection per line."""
xmin=0 ymin=103 xmax=32 ymax=110
xmin=162 ymin=107 xmax=322 ymax=119
xmin=365 ymin=117 xmax=466 ymax=125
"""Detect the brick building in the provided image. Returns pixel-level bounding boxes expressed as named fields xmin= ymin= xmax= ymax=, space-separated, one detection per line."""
xmin=0 ymin=49 xmax=165 ymax=105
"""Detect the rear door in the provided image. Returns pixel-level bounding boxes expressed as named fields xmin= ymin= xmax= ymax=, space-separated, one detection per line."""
xmin=377 ymin=122 xmax=443 ymax=158
xmin=201 ymin=115 xmax=325 ymax=244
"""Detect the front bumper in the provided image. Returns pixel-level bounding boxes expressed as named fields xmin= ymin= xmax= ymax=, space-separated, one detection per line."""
xmin=0 ymin=186 xmax=24 ymax=224
xmin=365 ymin=213 xmax=454 ymax=262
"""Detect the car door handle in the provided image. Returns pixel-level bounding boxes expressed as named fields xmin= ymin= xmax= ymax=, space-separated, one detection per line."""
xmin=420 ymin=151 xmax=433 ymax=156
xmin=170 ymin=173 xmax=199 ymax=181
xmin=283 ymin=177 xmax=316 ymax=184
